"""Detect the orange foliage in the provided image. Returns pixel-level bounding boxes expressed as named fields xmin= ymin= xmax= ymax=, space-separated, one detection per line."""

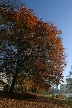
xmin=1 ymin=4 xmax=67 ymax=91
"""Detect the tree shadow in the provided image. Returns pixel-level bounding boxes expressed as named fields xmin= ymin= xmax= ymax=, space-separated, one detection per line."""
xmin=0 ymin=90 xmax=37 ymax=101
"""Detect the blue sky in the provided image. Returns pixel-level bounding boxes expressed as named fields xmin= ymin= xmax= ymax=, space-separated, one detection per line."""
xmin=22 ymin=0 xmax=72 ymax=82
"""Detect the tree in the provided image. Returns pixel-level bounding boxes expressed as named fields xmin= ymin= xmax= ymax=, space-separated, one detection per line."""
xmin=15 ymin=73 xmax=32 ymax=92
xmin=0 ymin=0 xmax=22 ymax=9
xmin=0 ymin=4 xmax=67 ymax=93
xmin=66 ymin=66 xmax=72 ymax=93
xmin=0 ymin=0 xmax=22 ymax=91
xmin=0 ymin=72 xmax=12 ymax=91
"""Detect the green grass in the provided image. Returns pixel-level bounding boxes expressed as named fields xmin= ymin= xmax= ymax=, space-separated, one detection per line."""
xmin=44 ymin=94 xmax=72 ymax=106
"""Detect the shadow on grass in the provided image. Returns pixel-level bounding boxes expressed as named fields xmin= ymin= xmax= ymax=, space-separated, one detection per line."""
xmin=0 ymin=90 xmax=55 ymax=103
xmin=0 ymin=90 xmax=37 ymax=101
xmin=0 ymin=91 xmax=72 ymax=107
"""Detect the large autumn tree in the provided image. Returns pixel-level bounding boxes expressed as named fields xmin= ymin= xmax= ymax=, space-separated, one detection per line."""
xmin=0 ymin=4 xmax=66 ymax=92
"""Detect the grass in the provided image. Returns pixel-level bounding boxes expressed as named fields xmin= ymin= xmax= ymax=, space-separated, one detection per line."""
xmin=44 ymin=94 xmax=72 ymax=106
xmin=0 ymin=91 xmax=72 ymax=108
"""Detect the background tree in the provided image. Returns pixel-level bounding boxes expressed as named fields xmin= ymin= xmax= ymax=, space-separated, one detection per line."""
xmin=0 ymin=72 xmax=12 ymax=91
xmin=0 ymin=0 xmax=22 ymax=9
xmin=15 ymin=73 xmax=33 ymax=92
xmin=0 ymin=4 xmax=67 ymax=93
xmin=66 ymin=66 xmax=72 ymax=93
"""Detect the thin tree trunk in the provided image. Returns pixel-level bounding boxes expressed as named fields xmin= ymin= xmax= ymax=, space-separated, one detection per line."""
xmin=21 ymin=83 xmax=23 ymax=92
xmin=9 ymin=33 xmax=21 ymax=93
xmin=9 ymin=71 xmax=18 ymax=93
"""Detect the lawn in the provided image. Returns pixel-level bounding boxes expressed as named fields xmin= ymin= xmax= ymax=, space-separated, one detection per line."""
xmin=0 ymin=91 xmax=72 ymax=108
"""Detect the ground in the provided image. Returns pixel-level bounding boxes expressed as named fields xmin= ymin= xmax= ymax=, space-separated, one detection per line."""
xmin=0 ymin=91 xmax=72 ymax=108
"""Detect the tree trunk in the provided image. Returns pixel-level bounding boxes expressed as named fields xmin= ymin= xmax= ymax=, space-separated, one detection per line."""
xmin=9 ymin=71 xmax=18 ymax=93
xmin=9 ymin=34 xmax=21 ymax=93
xmin=21 ymin=83 xmax=23 ymax=92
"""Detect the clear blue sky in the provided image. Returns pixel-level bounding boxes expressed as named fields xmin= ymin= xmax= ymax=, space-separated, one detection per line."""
xmin=22 ymin=0 xmax=72 ymax=82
